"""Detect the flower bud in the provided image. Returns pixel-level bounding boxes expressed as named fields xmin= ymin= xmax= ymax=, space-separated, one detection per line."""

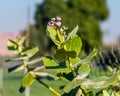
xmin=56 ymin=16 xmax=61 ymax=21
xmin=55 ymin=21 xmax=61 ymax=27
xmin=51 ymin=18 xmax=56 ymax=21
xmin=48 ymin=21 xmax=55 ymax=26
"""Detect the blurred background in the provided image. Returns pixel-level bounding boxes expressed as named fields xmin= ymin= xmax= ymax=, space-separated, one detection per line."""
xmin=0 ymin=0 xmax=120 ymax=96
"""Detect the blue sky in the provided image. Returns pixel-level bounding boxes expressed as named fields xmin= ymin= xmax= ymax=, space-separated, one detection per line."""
xmin=101 ymin=0 xmax=120 ymax=43
xmin=0 ymin=0 xmax=120 ymax=43
xmin=0 ymin=0 xmax=43 ymax=32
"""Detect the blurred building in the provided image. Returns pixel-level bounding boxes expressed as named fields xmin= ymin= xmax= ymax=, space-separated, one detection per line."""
xmin=0 ymin=32 xmax=21 ymax=56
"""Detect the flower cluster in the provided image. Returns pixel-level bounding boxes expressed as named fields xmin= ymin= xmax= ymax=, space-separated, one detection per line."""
xmin=48 ymin=16 xmax=68 ymax=32
xmin=48 ymin=16 xmax=61 ymax=28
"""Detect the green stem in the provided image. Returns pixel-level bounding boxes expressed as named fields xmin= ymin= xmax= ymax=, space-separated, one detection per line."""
xmin=68 ymin=58 xmax=76 ymax=77
xmin=36 ymin=78 xmax=61 ymax=96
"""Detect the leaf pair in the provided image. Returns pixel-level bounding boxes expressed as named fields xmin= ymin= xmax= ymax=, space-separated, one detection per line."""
xmin=42 ymin=56 xmax=69 ymax=73
xmin=8 ymin=57 xmax=42 ymax=73
xmin=7 ymin=36 xmax=26 ymax=54
xmin=47 ymin=25 xmax=80 ymax=49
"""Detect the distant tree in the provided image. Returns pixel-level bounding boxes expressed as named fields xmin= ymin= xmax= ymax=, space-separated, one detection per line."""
xmin=33 ymin=0 xmax=109 ymax=53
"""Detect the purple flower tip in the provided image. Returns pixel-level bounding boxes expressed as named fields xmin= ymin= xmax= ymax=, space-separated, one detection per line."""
xmin=48 ymin=21 xmax=55 ymax=26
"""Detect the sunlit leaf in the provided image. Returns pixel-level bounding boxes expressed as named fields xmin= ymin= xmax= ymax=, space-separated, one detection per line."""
xmin=77 ymin=63 xmax=90 ymax=79
xmin=34 ymin=72 xmax=58 ymax=80
xmin=8 ymin=64 xmax=26 ymax=73
xmin=63 ymin=77 xmax=83 ymax=93
xmin=76 ymin=88 xmax=82 ymax=96
xmin=42 ymin=56 xmax=58 ymax=67
xmin=5 ymin=57 xmax=23 ymax=62
xmin=69 ymin=57 xmax=81 ymax=65
xmin=7 ymin=47 xmax=39 ymax=61
xmin=33 ymin=66 xmax=45 ymax=72
xmin=65 ymin=25 xmax=79 ymax=43
xmin=65 ymin=35 xmax=82 ymax=56
xmin=7 ymin=40 xmax=19 ymax=54
xmin=42 ymin=56 xmax=70 ymax=73
xmin=81 ymin=72 xmax=118 ymax=90
xmin=57 ymin=29 xmax=64 ymax=43
xmin=63 ymin=71 xmax=118 ymax=93
xmin=103 ymin=90 xmax=109 ymax=96
xmin=47 ymin=26 xmax=61 ymax=46
xmin=21 ymin=72 xmax=36 ymax=87
xmin=74 ymin=48 xmax=97 ymax=69
xmin=17 ymin=36 xmax=26 ymax=45
xmin=21 ymin=47 xmax=39 ymax=59
xmin=26 ymin=58 xmax=42 ymax=66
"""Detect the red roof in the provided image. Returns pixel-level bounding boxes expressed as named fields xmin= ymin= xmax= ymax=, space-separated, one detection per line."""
xmin=0 ymin=32 xmax=21 ymax=56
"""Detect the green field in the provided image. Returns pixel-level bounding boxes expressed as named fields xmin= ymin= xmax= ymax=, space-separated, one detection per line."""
xmin=3 ymin=70 xmax=67 ymax=96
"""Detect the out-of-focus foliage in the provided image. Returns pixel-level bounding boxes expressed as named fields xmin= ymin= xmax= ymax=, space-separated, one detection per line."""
xmin=29 ymin=25 xmax=52 ymax=55
xmin=94 ymin=47 xmax=120 ymax=70
xmin=33 ymin=0 xmax=109 ymax=53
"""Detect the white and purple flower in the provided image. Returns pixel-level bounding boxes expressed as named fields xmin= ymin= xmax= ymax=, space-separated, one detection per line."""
xmin=48 ymin=16 xmax=68 ymax=33
xmin=48 ymin=16 xmax=62 ymax=28
xmin=56 ymin=16 xmax=61 ymax=21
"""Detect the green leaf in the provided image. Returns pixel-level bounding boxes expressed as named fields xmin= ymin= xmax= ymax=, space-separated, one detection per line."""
xmin=77 ymin=63 xmax=90 ymax=79
xmin=68 ymin=57 xmax=81 ymax=65
xmin=63 ymin=77 xmax=84 ymax=93
xmin=60 ymin=72 xmax=75 ymax=82
xmin=42 ymin=56 xmax=70 ymax=73
xmin=8 ymin=64 xmax=26 ymax=73
xmin=65 ymin=25 xmax=79 ymax=43
xmin=74 ymin=48 xmax=97 ymax=69
xmin=54 ymin=49 xmax=77 ymax=62
xmin=21 ymin=72 xmax=35 ymax=87
xmin=21 ymin=47 xmax=39 ymax=59
xmin=65 ymin=51 xmax=76 ymax=58
xmin=26 ymin=58 xmax=42 ymax=66
xmin=17 ymin=36 xmax=26 ymax=45
xmin=57 ymin=28 xmax=64 ymax=43
xmin=103 ymin=90 xmax=109 ymax=96
xmin=7 ymin=47 xmax=39 ymax=61
xmin=42 ymin=56 xmax=58 ymax=67
xmin=33 ymin=66 xmax=45 ymax=72
xmin=54 ymin=49 xmax=66 ymax=62
xmin=63 ymin=71 xmax=119 ymax=93
xmin=7 ymin=40 xmax=19 ymax=54
xmin=76 ymin=88 xmax=82 ymax=96
xmin=34 ymin=72 xmax=58 ymax=80
xmin=81 ymin=72 xmax=119 ymax=90
xmin=5 ymin=57 xmax=23 ymax=62
xmin=75 ymin=73 xmax=117 ymax=93
xmin=62 ymin=89 xmax=78 ymax=96
xmin=47 ymin=26 xmax=61 ymax=46
xmin=65 ymin=35 xmax=82 ymax=56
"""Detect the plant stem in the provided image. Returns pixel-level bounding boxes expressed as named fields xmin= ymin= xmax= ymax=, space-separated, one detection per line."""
xmin=36 ymin=78 xmax=61 ymax=96
xmin=68 ymin=58 xmax=76 ymax=77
